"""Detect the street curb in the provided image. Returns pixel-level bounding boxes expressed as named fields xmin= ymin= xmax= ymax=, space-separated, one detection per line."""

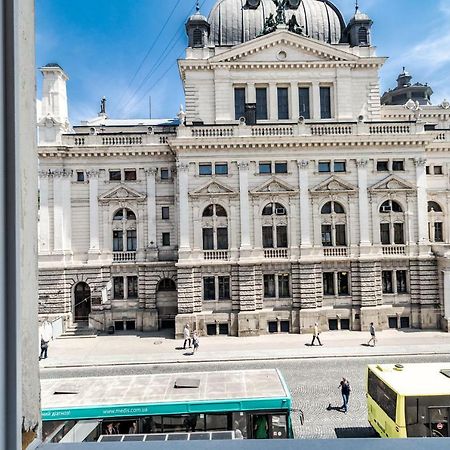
xmin=40 ymin=349 xmax=450 ymax=370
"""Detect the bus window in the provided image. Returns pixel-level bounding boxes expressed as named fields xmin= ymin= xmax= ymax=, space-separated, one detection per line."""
xmin=205 ymin=414 xmax=229 ymax=431
xmin=368 ymin=370 xmax=398 ymax=422
xmin=271 ymin=414 xmax=287 ymax=439
xmin=232 ymin=412 xmax=247 ymax=439
xmin=252 ymin=415 xmax=269 ymax=439
xmin=406 ymin=396 xmax=450 ymax=437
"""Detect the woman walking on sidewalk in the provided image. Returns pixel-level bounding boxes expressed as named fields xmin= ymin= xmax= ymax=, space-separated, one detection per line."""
xmin=367 ymin=322 xmax=376 ymax=347
xmin=192 ymin=331 xmax=199 ymax=354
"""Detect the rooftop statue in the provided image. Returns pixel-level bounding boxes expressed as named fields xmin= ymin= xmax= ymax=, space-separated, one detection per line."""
xmin=262 ymin=0 xmax=304 ymax=36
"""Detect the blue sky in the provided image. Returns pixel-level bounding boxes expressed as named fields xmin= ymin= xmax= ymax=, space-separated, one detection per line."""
xmin=36 ymin=0 xmax=450 ymax=124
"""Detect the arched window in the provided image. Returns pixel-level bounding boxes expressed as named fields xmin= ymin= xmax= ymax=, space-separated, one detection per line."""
xmin=321 ymin=201 xmax=347 ymax=247
xmin=261 ymin=202 xmax=288 ymax=249
xmin=428 ymin=201 xmax=444 ymax=242
xmin=193 ymin=28 xmax=203 ymax=47
xmin=157 ymin=278 xmax=177 ymax=292
xmin=112 ymin=208 xmax=137 ymax=252
xmin=379 ymin=200 xmax=405 ymax=245
xmin=358 ymin=27 xmax=368 ymax=45
xmin=202 ymin=204 xmax=228 ymax=250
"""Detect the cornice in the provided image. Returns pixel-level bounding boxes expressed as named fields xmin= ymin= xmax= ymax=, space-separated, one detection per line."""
xmin=38 ymin=147 xmax=173 ymax=158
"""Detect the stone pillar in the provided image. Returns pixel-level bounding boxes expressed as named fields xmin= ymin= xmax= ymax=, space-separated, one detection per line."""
xmin=443 ymin=270 xmax=450 ymax=321
xmin=289 ymin=199 xmax=298 ymax=251
xmin=356 ymin=159 xmax=371 ymax=246
xmin=177 ymin=161 xmax=190 ymax=250
xmin=269 ymin=83 xmax=277 ymax=121
xmin=38 ymin=171 xmax=50 ymax=254
xmin=415 ymin=158 xmax=428 ymax=244
xmin=238 ymin=161 xmax=251 ymax=250
xmin=86 ymin=169 xmax=100 ymax=253
xmin=247 ymin=82 xmax=256 ymax=104
xmin=312 ymin=82 xmax=321 ymax=120
xmin=298 ymin=160 xmax=311 ymax=247
xmin=145 ymin=168 xmax=158 ymax=247
xmin=290 ymin=82 xmax=299 ymax=121
xmin=53 ymin=168 xmax=72 ymax=253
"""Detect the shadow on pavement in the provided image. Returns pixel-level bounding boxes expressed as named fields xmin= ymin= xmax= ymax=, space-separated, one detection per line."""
xmin=335 ymin=427 xmax=378 ymax=439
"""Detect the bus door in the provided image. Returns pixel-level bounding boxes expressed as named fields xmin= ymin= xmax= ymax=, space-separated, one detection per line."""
xmin=428 ymin=407 xmax=449 ymax=437
xmin=249 ymin=414 xmax=288 ymax=439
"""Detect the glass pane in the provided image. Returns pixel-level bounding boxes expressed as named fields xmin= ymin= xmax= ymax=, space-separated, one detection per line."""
xmin=435 ymin=222 xmax=444 ymax=242
xmin=202 ymin=228 xmax=214 ymax=250
xmin=127 ymin=276 xmax=138 ymax=298
xmin=256 ymin=88 xmax=268 ymax=120
xmin=162 ymin=207 xmax=169 ymax=220
xmin=380 ymin=223 xmax=391 ymax=245
xmin=276 ymin=226 xmax=288 ymax=248
xmin=275 ymin=162 xmax=287 ymax=173
xmin=262 ymin=226 xmax=274 ymax=248
xmin=124 ymin=170 xmax=137 ymax=181
xmin=323 ymin=272 xmax=334 ymax=295
xmin=162 ymin=233 xmax=170 ymax=246
xmin=127 ymin=230 xmax=137 ymax=251
xmin=394 ymin=223 xmax=405 ymax=244
xmin=377 ymin=161 xmax=389 ymax=172
xmin=271 ymin=415 xmax=287 ymax=439
xmin=277 ymin=87 xmax=289 ymax=120
xmin=334 ymin=202 xmax=345 ymax=214
xmin=264 ymin=275 xmax=276 ymax=298
xmin=109 ymin=170 xmax=121 ymax=181
xmin=259 ymin=163 xmax=272 ymax=174
xmin=113 ymin=231 xmax=123 ymax=252
xmin=232 ymin=413 xmax=247 ymax=439
xmin=113 ymin=277 xmax=124 ymax=299
xmin=206 ymin=414 xmax=229 ymax=432
xmin=217 ymin=227 xmax=228 ymax=250
xmin=262 ymin=204 xmax=273 ymax=215
xmin=113 ymin=209 xmax=123 ymax=220
xmin=382 ymin=271 xmax=393 ymax=293
xmin=320 ymin=87 xmax=331 ymax=119
xmin=338 ymin=272 xmax=349 ymax=295
xmin=397 ymin=270 xmax=407 ymax=293
xmin=215 ymin=163 xmax=228 ymax=175
xmin=321 ymin=202 xmax=332 ymax=214
xmin=234 ymin=88 xmax=246 ymax=120
xmin=321 ymin=224 xmax=332 ymax=247
xmin=203 ymin=277 xmax=215 ymax=301
xmin=298 ymin=87 xmax=310 ymax=119
xmin=334 ymin=161 xmax=346 ymax=172
xmin=393 ymin=160 xmax=404 ymax=171
xmin=335 ymin=224 xmax=347 ymax=246
xmin=218 ymin=276 xmax=230 ymax=300
xmin=253 ymin=415 xmax=269 ymax=439
xmin=278 ymin=274 xmax=290 ymax=298
xmin=160 ymin=169 xmax=169 ymax=180
xmin=215 ymin=205 xmax=227 ymax=217
xmin=318 ymin=162 xmax=330 ymax=173
xmin=203 ymin=205 xmax=214 ymax=217
xmin=199 ymin=164 xmax=212 ymax=176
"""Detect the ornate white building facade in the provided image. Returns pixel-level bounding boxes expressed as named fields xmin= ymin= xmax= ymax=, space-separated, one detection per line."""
xmin=38 ymin=0 xmax=450 ymax=337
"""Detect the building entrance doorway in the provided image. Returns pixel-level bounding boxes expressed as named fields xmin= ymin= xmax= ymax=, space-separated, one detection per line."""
xmin=74 ymin=282 xmax=91 ymax=322
xmin=156 ymin=279 xmax=177 ymax=330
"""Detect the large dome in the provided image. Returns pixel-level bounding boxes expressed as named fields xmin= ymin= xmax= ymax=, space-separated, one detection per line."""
xmin=208 ymin=0 xmax=346 ymax=47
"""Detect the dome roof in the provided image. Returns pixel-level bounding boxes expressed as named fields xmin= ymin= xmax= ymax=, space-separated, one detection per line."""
xmin=208 ymin=0 xmax=346 ymax=47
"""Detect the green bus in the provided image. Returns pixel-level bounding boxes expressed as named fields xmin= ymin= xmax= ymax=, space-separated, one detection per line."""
xmin=41 ymin=369 xmax=297 ymax=443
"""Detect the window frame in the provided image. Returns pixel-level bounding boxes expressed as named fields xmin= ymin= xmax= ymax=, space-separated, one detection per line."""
xmin=234 ymin=86 xmax=246 ymax=121
xmin=161 ymin=206 xmax=170 ymax=220
xmin=162 ymin=232 xmax=171 ymax=247
xmin=277 ymin=86 xmax=290 ymax=120
xmin=199 ymin=163 xmax=213 ymax=176
xmin=256 ymin=86 xmax=268 ymax=121
xmin=319 ymin=86 xmax=332 ymax=119
xmin=109 ymin=169 xmax=122 ymax=181
xmin=124 ymin=169 xmax=137 ymax=181
xmin=298 ymin=86 xmax=311 ymax=120
xmin=214 ymin=162 xmax=228 ymax=176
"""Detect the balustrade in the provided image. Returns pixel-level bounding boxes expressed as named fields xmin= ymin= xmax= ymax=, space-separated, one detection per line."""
xmin=113 ymin=251 xmax=136 ymax=262
xmin=323 ymin=247 xmax=348 ymax=257
xmin=264 ymin=248 xmax=289 ymax=259
xmin=203 ymin=250 xmax=230 ymax=261
xmin=382 ymin=245 xmax=406 ymax=256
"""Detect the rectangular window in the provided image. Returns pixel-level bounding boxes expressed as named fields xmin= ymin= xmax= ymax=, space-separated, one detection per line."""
xmin=434 ymin=166 xmax=443 ymax=175
xmin=434 ymin=222 xmax=444 ymax=242
xmin=323 ymin=272 xmax=335 ymax=296
xmin=382 ymin=271 xmax=393 ymax=294
xmin=264 ymin=274 xmax=276 ymax=298
xmin=338 ymin=272 xmax=349 ymax=296
xmin=275 ymin=162 xmax=288 ymax=174
xmin=127 ymin=276 xmax=138 ymax=299
xmin=259 ymin=162 xmax=272 ymax=174
xmin=161 ymin=207 xmax=170 ymax=220
xmin=76 ymin=171 xmax=85 ymax=182
xmin=113 ymin=277 xmax=124 ymax=299
xmin=215 ymin=163 xmax=228 ymax=175
xmin=256 ymin=87 xmax=268 ymax=120
xmin=262 ymin=226 xmax=274 ymax=248
xmin=397 ymin=270 xmax=408 ymax=294
xmin=162 ymin=232 xmax=170 ymax=247
xmin=377 ymin=161 xmax=389 ymax=172
xmin=124 ymin=169 xmax=137 ymax=181
xmin=276 ymin=226 xmax=288 ymax=248
xmin=318 ymin=161 xmax=331 ymax=173
xmin=380 ymin=223 xmax=391 ymax=245
xmin=234 ymin=87 xmax=246 ymax=120
xmin=334 ymin=161 xmax=346 ymax=173
xmin=394 ymin=222 xmax=405 ymax=244
xmin=368 ymin=370 xmax=398 ymax=422
xmin=298 ymin=87 xmax=310 ymax=119
xmin=113 ymin=230 xmax=123 ymax=252
xmin=202 ymin=228 xmax=214 ymax=250
xmin=217 ymin=227 xmax=228 ymax=250
xmin=392 ymin=160 xmax=404 ymax=171
xmin=203 ymin=277 xmax=216 ymax=301
xmin=320 ymin=86 xmax=332 ymax=119
xmin=127 ymin=229 xmax=137 ymax=251
xmin=109 ymin=170 xmax=121 ymax=181
xmin=199 ymin=163 xmax=212 ymax=176
xmin=277 ymin=87 xmax=289 ymax=120
xmin=426 ymin=166 xmax=430 ymax=175
xmin=218 ymin=276 xmax=230 ymax=300
xmin=160 ymin=168 xmax=169 ymax=180
xmin=335 ymin=224 xmax=347 ymax=246
xmin=321 ymin=224 xmax=332 ymax=247
xmin=278 ymin=274 xmax=290 ymax=298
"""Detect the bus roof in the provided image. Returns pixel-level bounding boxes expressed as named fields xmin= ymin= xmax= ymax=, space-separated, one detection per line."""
xmin=368 ymin=363 xmax=450 ymax=397
xmin=41 ymin=369 xmax=291 ymax=421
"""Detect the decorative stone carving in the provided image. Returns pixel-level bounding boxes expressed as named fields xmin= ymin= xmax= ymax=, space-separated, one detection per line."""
xmin=440 ymin=99 xmax=450 ymax=110
xmin=99 ymin=185 xmax=147 ymax=203
xmin=86 ymin=169 xmax=100 ymax=178
xmin=369 ymin=175 xmax=415 ymax=192
xmin=237 ymin=161 xmax=249 ymax=171
xmin=176 ymin=161 xmax=189 ymax=172
xmin=356 ymin=159 xmax=368 ymax=168
xmin=191 ymin=180 xmax=237 ymax=197
xmin=311 ymin=176 xmax=357 ymax=194
xmin=144 ymin=167 xmax=158 ymax=176
xmin=251 ymin=177 xmax=297 ymax=195
xmin=297 ymin=160 xmax=309 ymax=170
xmin=51 ymin=169 xmax=73 ymax=177
xmin=414 ymin=157 xmax=427 ymax=167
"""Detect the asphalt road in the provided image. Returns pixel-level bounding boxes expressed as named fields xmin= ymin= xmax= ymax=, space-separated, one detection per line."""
xmin=41 ymin=354 xmax=450 ymax=439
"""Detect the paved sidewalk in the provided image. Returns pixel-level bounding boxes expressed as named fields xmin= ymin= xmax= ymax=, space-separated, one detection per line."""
xmin=38 ymin=329 xmax=450 ymax=369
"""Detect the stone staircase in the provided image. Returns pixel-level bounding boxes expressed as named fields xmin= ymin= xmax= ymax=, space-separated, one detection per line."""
xmin=59 ymin=321 xmax=97 ymax=339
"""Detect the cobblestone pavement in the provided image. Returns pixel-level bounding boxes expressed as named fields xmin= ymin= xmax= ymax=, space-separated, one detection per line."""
xmin=41 ymin=354 xmax=450 ymax=439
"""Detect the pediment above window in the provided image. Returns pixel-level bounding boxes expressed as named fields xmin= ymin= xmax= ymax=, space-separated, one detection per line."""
xmin=190 ymin=180 xmax=238 ymax=197
xmin=251 ymin=177 xmax=298 ymax=196
xmin=311 ymin=176 xmax=357 ymax=195
xmin=99 ymin=185 xmax=147 ymax=203
xmin=369 ymin=175 xmax=416 ymax=193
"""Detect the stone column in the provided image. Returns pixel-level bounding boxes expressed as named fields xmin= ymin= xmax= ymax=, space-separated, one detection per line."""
xmin=247 ymin=82 xmax=256 ymax=104
xmin=145 ymin=168 xmax=158 ymax=247
xmin=356 ymin=159 xmax=371 ymax=246
xmin=53 ymin=168 xmax=72 ymax=253
xmin=312 ymin=82 xmax=321 ymax=120
xmin=289 ymin=198 xmax=298 ymax=251
xmin=290 ymin=82 xmax=299 ymax=121
xmin=298 ymin=161 xmax=311 ymax=247
xmin=444 ymin=270 xmax=450 ymax=320
xmin=269 ymin=83 xmax=278 ymax=121
xmin=238 ymin=161 xmax=251 ymax=249
xmin=415 ymin=158 xmax=429 ymax=244
xmin=38 ymin=171 xmax=50 ymax=254
xmin=177 ymin=161 xmax=190 ymax=250
xmin=86 ymin=169 xmax=100 ymax=253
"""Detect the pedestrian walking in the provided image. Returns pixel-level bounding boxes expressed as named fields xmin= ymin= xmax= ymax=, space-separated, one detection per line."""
xmin=339 ymin=378 xmax=351 ymax=413
xmin=367 ymin=322 xmax=376 ymax=347
xmin=39 ymin=320 xmax=53 ymax=360
xmin=310 ymin=322 xmax=322 ymax=346
xmin=192 ymin=330 xmax=199 ymax=354
xmin=183 ymin=324 xmax=191 ymax=350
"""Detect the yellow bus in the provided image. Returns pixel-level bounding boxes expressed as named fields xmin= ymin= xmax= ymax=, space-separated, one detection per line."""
xmin=367 ymin=363 xmax=450 ymax=438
